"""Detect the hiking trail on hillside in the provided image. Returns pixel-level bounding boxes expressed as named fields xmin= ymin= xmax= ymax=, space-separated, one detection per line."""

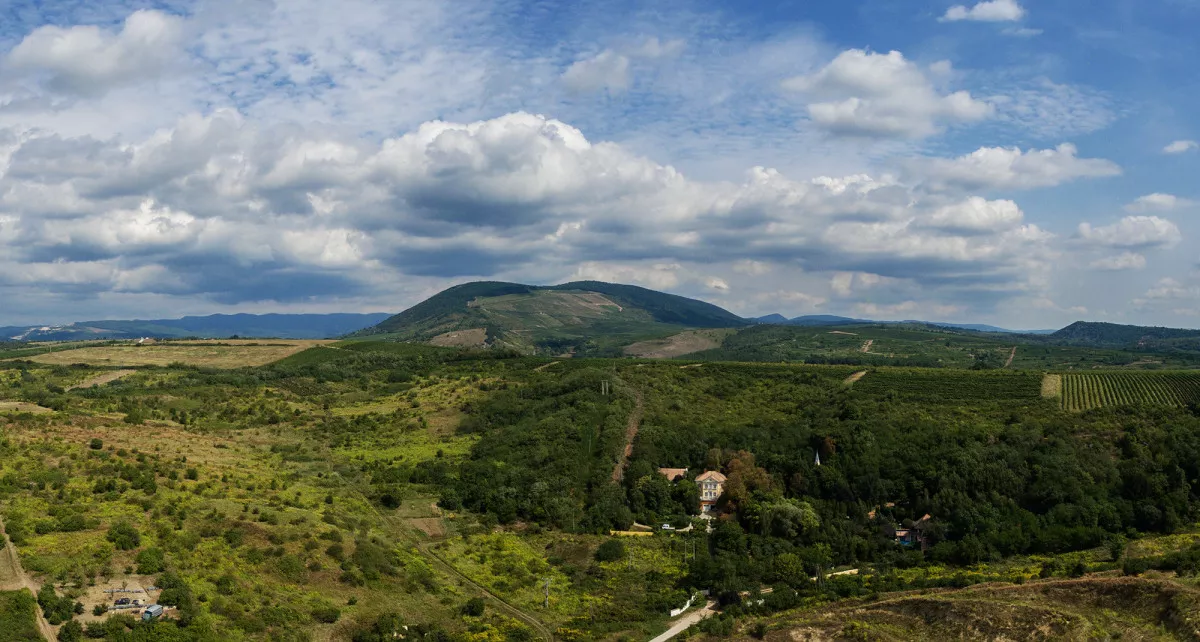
xmin=611 ymin=390 xmax=645 ymax=483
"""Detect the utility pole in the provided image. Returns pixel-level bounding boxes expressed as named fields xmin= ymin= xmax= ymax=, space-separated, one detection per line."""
xmin=628 ymin=550 xmax=634 ymax=570
xmin=544 ymin=578 xmax=550 ymax=609
xmin=601 ymin=380 xmax=610 ymax=396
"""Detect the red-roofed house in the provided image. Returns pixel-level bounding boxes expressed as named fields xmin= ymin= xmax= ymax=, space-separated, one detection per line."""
xmin=695 ymin=470 xmax=726 ymax=512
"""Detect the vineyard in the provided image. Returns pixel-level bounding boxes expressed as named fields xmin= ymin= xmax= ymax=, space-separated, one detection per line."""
xmin=1059 ymin=371 xmax=1200 ymax=411
xmin=853 ymin=369 xmax=1044 ymax=403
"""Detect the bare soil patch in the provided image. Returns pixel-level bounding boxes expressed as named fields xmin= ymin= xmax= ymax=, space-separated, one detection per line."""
xmin=860 ymin=339 xmax=874 ymax=353
xmin=1042 ymin=374 xmax=1062 ymax=399
xmin=828 ymin=330 xmax=858 ymax=335
xmin=0 ymin=537 xmax=23 ymax=590
xmin=843 ymin=371 xmax=868 ymax=385
xmin=67 ymin=369 xmax=136 ymax=390
xmin=564 ymin=291 xmax=623 ymax=312
xmin=20 ymin=341 xmax=323 ymax=368
xmin=624 ymin=329 xmax=730 ymax=359
xmin=1005 ymin=346 xmax=1017 ymax=368
xmin=75 ymin=576 xmax=162 ymax=626
xmin=428 ymin=327 xmax=488 ymax=348
xmin=407 ymin=518 xmax=447 ymax=538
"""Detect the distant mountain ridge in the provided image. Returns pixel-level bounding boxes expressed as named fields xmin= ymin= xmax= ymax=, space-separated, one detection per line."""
xmin=1049 ymin=321 xmax=1200 ymax=347
xmin=1 ymin=313 xmax=392 ymax=341
xmin=753 ymin=313 xmax=1048 ymax=334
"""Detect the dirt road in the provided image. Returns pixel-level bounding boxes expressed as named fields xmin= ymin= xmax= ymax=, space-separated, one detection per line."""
xmin=67 ymin=369 xmax=136 ymax=390
xmin=860 ymin=339 xmax=873 ymax=353
xmin=417 ymin=542 xmax=554 ymax=641
xmin=0 ymin=515 xmax=57 ymax=641
xmin=648 ymin=570 xmax=861 ymax=642
xmin=817 ymin=568 xmax=860 ymax=581
xmin=1005 ymin=346 xmax=1016 ymax=368
xmin=843 ymin=371 xmax=867 ymax=385
xmin=648 ymin=601 xmax=717 ymax=642
xmin=611 ymin=390 xmax=645 ymax=483
xmin=533 ymin=361 xmax=561 ymax=372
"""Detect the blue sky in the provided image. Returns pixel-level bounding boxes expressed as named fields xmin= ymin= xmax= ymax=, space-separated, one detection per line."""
xmin=0 ymin=0 xmax=1196 ymax=329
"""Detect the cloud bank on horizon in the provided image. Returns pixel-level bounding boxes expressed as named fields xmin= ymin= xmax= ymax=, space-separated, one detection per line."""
xmin=0 ymin=0 xmax=1196 ymax=328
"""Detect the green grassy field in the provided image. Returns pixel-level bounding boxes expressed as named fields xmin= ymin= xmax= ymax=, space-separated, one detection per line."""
xmin=21 ymin=340 xmax=328 ymax=368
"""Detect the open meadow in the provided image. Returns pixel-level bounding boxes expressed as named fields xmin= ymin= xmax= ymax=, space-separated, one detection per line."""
xmin=19 ymin=340 xmax=331 ymax=368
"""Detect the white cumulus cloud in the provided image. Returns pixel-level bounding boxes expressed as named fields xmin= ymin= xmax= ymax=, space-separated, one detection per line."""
xmin=911 ymin=143 xmax=1120 ymax=192
xmin=941 ymin=0 xmax=1026 ymax=22
xmin=1124 ymin=193 xmax=1195 ymax=213
xmin=923 ymin=197 xmax=1024 ymax=234
xmin=1077 ymin=216 xmax=1182 ymax=249
xmin=1163 ymin=140 xmax=1199 ymax=154
xmin=6 ymin=10 xmax=185 ymax=95
xmin=782 ymin=49 xmax=991 ymax=138
xmin=0 ymin=109 xmax=1060 ymax=312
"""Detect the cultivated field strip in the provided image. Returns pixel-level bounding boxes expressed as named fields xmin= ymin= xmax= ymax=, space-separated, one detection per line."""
xmin=853 ymin=369 xmax=1042 ymax=402
xmin=1060 ymin=372 xmax=1200 ymax=411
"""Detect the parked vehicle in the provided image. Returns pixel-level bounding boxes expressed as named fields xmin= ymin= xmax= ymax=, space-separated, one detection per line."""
xmin=142 ymin=604 xmax=164 ymax=621
xmin=115 ymin=598 xmax=130 ymax=606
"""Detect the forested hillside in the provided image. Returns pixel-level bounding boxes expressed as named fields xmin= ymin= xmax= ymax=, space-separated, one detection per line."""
xmin=1050 ymin=321 xmax=1200 ymax=347
xmin=691 ymin=323 xmax=1200 ymax=368
xmin=357 ymin=280 xmax=749 ymax=355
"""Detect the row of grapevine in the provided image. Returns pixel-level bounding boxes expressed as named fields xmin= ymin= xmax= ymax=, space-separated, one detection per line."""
xmin=1060 ymin=372 xmax=1200 ymax=411
xmin=854 ymin=369 xmax=1043 ymax=403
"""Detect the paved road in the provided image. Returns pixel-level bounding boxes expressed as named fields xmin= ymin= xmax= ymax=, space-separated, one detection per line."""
xmin=0 ymin=515 xmax=57 ymax=641
xmin=648 ymin=600 xmax=717 ymax=642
